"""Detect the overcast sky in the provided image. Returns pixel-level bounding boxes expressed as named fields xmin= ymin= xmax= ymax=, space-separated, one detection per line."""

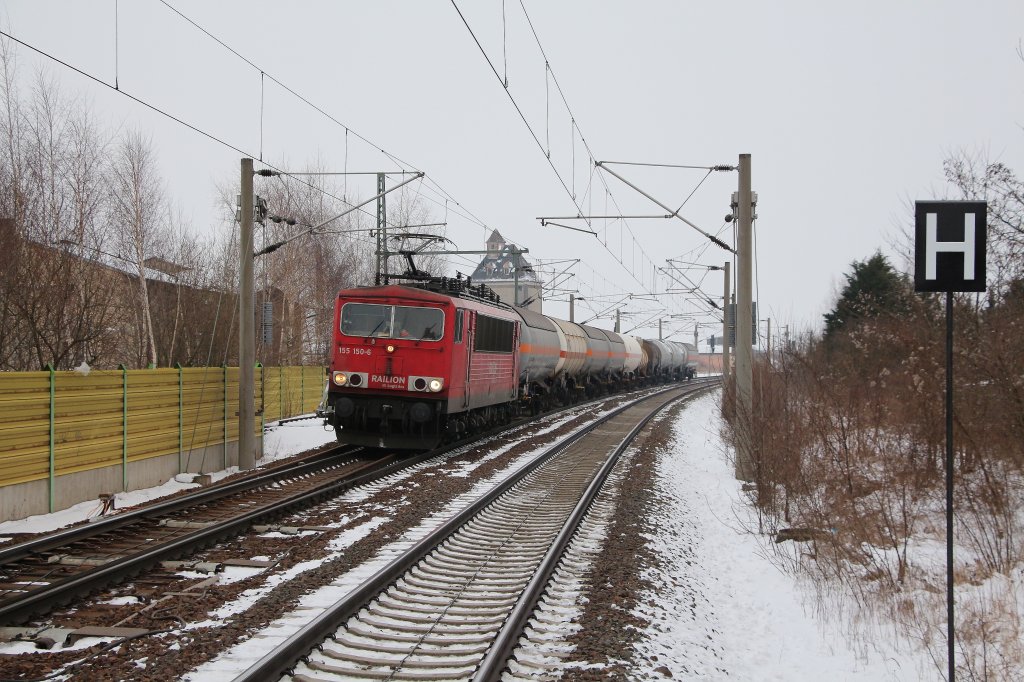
xmin=3 ymin=1 xmax=1023 ymax=346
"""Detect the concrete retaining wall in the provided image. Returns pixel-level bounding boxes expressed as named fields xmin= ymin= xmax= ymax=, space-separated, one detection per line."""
xmin=0 ymin=436 xmax=263 ymax=524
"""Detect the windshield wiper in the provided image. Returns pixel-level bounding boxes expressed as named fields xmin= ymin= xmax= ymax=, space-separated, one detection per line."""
xmin=367 ymin=319 xmax=387 ymax=338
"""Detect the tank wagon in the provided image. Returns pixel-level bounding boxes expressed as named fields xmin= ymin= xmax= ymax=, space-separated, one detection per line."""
xmin=321 ymin=278 xmax=694 ymax=449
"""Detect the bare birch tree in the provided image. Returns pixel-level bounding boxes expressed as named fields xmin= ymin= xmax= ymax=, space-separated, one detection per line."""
xmin=108 ymin=130 xmax=164 ymax=368
xmin=0 ymin=42 xmax=119 ymax=369
xmin=225 ymin=164 xmax=374 ymax=365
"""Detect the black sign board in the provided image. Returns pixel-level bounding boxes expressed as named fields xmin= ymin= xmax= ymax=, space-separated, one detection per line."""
xmin=726 ymin=302 xmax=757 ymax=347
xmin=914 ymin=201 xmax=987 ymax=292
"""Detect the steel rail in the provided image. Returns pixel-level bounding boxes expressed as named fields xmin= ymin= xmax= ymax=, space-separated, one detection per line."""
xmin=0 ymin=446 xmax=362 ymax=567
xmin=0 ymin=378 xmax=716 ymax=626
xmin=0 ymin=385 xmax=632 ymax=627
xmin=231 ymin=377 xmax=719 ymax=682
xmin=473 ymin=381 xmax=716 ymax=680
xmin=0 ymin=377 xmax=710 ymax=569
xmin=0 ymin=447 xmax=447 ymax=625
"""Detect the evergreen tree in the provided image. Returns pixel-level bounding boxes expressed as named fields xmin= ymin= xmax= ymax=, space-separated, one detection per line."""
xmin=823 ymin=252 xmax=911 ymax=339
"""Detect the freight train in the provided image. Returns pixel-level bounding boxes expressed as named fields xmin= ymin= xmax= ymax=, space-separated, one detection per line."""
xmin=320 ymin=277 xmax=697 ymax=449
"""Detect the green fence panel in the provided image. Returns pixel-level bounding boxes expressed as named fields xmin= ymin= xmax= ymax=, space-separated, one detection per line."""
xmin=0 ymin=365 xmax=324 ymax=491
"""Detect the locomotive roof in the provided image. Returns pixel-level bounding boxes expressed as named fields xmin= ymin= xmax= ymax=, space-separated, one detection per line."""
xmin=336 ymin=284 xmax=455 ymax=304
xmin=337 ymin=280 xmax=515 ymax=311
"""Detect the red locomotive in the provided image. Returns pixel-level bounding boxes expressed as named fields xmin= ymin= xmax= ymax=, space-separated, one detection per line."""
xmin=321 ymin=277 xmax=696 ymax=449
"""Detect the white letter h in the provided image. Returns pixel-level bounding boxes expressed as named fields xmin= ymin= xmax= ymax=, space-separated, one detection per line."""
xmin=926 ymin=212 xmax=975 ymax=280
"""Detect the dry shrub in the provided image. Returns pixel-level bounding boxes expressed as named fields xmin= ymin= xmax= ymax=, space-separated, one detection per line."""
xmin=724 ymin=296 xmax=1024 ymax=679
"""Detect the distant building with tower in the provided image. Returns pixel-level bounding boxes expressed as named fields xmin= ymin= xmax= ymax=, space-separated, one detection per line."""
xmin=470 ymin=230 xmax=543 ymax=313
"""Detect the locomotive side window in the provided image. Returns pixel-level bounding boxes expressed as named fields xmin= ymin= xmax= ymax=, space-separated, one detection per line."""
xmin=393 ymin=306 xmax=444 ymax=341
xmin=454 ymin=310 xmax=464 ymax=344
xmin=474 ymin=314 xmax=515 ymax=353
xmin=340 ymin=303 xmax=392 ymax=337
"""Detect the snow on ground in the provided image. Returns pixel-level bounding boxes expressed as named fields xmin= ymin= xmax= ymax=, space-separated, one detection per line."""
xmin=633 ymin=391 xmax=928 ymax=680
xmin=0 ymin=398 xmax=940 ymax=679
xmin=187 ymin=408 xmax=625 ymax=681
xmin=260 ymin=417 xmax=338 ymax=463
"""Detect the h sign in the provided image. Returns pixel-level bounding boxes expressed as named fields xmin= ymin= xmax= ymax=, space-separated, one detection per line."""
xmin=914 ymin=201 xmax=987 ymax=293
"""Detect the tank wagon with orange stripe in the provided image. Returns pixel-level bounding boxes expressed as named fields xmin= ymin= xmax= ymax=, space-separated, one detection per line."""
xmin=321 ymin=278 xmax=693 ymax=449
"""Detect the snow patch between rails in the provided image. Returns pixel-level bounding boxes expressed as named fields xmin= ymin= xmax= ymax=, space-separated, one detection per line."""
xmin=508 ymin=436 xmax=639 ymax=678
xmin=191 ymin=516 xmax=391 ymax=626
xmin=187 ymin=408 xmax=622 ymax=681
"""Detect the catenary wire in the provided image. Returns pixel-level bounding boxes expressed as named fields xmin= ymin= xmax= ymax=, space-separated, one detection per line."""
xmin=449 ymin=0 xmax=586 ymax=219
xmin=154 ymin=0 xmax=492 ymax=233
xmin=0 ymin=27 xmax=495 ymax=248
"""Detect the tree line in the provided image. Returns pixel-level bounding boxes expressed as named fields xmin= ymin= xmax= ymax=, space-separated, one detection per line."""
xmin=0 ymin=44 xmax=442 ymax=371
xmin=727 ymin=151 xmax=1024 ymax=678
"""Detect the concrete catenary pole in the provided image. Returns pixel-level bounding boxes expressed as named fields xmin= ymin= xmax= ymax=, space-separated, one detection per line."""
xmin=735 ymin=153 xmax=755 ymax=481
xmin=238 ymin=158 xmax=256 ymax=471
xmin=512 ymin=247 xmax=521 ymax=305
xmin=569 ymin=293 xmax=575 ymax=323
xmin=615 ymin=308 xmax=620 ymax=333
xmin=722 ymin=260 xmax=730 ymax=381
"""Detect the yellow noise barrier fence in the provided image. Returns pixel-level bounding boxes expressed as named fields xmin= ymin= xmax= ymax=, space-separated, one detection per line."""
xmin=0 ymin=365 xmax=325 ymax=513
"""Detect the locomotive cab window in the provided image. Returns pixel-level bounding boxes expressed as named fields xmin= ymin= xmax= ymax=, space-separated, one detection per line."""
xmin=474 ymin=314 xmax=515 ymax=353
xmin=340 ymin=303 xmax=443 ymax=341
xmin=393 ymin=306 xmax=444 ymax=341
xmin=340 ymin=303 xmax=391 ymax=337
xmin=454 ymin=310 xmax=464 ymax=344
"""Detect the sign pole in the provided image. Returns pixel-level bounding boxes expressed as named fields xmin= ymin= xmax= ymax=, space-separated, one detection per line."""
xmin=914 ymin=200 xmax=987 ymax=682
xmin=944 ymin=290 xmax=954 ymax=682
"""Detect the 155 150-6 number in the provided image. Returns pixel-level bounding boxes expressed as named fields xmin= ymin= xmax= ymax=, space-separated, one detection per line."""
xmin=338 ymin=346 xmax=372 ymax=356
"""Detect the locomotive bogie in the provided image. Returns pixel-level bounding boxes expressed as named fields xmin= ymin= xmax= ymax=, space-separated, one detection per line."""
xmin=331 ymin=394 xmax=444 ymax=449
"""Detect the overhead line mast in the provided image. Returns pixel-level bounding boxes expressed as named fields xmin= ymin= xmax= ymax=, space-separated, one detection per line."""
xmin=734 ymin=154 xmax=755 ymax=481
xmin=376 ymin=173 xmax=387 ymax=285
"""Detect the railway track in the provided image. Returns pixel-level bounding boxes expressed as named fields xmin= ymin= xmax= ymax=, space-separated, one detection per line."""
xmin=232 ymin=378 xmax=717 ymax=682
xmin=0 ymin=445 xmax=417 ymax=625
xmin=0 ymin=380 xmax=702 ymax=630
xmin=0 ymin=378 xmax=715 ymax=680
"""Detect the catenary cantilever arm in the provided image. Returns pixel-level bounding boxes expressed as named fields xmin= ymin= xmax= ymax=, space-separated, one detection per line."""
xmin=595 ymin=162 xmax=734 ymax=253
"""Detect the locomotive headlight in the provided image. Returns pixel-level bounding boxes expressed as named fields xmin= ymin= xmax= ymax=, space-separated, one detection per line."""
xmin=408 ymin=375 xmax=442 ymax=392
xmin=332 ymin=371 xmax=348 ymax=386
xmin=386 ymin=344 xmax=396 ymax=353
